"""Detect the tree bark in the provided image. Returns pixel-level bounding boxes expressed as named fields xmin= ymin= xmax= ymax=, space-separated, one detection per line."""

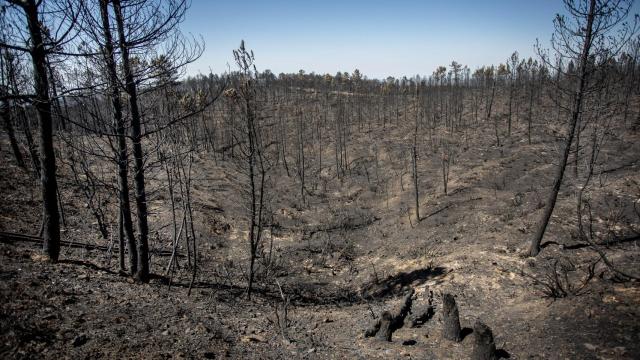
xmin=99 ymin=0 xmax=138 ymax=275
xmin=365 ymin=289 xmax=415 ymax=341
xmin=22 ymin=0 xmax=60 ymax=262
xmin=113 ymin=0 xmax=149 ymax=281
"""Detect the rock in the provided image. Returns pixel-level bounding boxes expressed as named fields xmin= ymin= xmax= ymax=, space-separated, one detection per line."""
xmin=72 ymin=334 xmax=88 ymax=347
xmin=241 ymin=334 xmax=266 ymax=343
xmin=612 ymin=346 xmax=626 ymax=355
xmin=195 ymin=323 xmax=210 ymax=334
xmin=63 ymin=296 xmax=77 ymax=305
xmin=30 ymin=254 xmax=49 ymax=262
xmin=245 ymin=325 xmax=263 ymax=334
xmin=40 ymin=308 xmax=58 ymax=320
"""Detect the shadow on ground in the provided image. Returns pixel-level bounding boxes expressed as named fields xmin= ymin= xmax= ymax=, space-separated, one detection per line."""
xmin=361 ymin=266 xmax=448 ymax=298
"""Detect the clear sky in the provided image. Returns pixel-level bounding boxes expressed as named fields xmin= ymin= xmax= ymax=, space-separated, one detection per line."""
xmin=180 ymin=0 xmax=637 ymax=79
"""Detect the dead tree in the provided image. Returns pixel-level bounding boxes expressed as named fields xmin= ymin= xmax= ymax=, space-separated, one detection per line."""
xmin=109 ymin=0 xmax=152 ymax=281
xmin=73 ymin=0 xmax=209 ymax=279
xmin=442 ymin=293 xmax=461 ymax=342
xmin=97 ymin=0 xmax=138 ymax=275
xmin=506 ymin=51 xmax=519 ymax=138
xmin=412 ymin=83 xmax=420 ymax=222
xmin=0 ymin=0 xmax=79 ymax=261
xmin=529 ymin=0 xmax=635 ymax=256
xmin=484 ymin=66 xmax=498 ymax=146
xmin=227 ymin=41 xmax=271 ymax=299
xmin=109 ymin=0 xmax=206 ymax=281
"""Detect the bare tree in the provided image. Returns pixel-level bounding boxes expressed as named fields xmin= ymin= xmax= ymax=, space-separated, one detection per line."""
xmin=227 ymin=41 xmax=272 ymax=298
xmin=529 ymin=0 xmax=636 ymax=256
xmin=0 ymin=0 xmax=80 ymax=261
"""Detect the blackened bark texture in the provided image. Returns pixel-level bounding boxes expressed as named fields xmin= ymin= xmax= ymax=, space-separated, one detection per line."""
xmin=113 ymin=0 xmax=150 ymax=282
xmin=442 ymin=293 xmax=461 ymax=342
xmin=529 ymin=0 xmax=597 ymax=257
xmin=364 ymin=289 xmax=415 ymax=341
xmin=409 ymin=290 xmax=434 ymax=327
xmin=99 ymin=0 xmax=138 ymax=275
xmin=22 ymin=0 xmax=60 ymax=262
xmin=471 ymin=321 xmax=497 ymax=360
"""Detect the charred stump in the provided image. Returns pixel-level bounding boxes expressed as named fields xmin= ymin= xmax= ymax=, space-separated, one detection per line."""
xmin=409 ymin=304 xmax=434 ymax=328
xmin=472 ymin=321 xmax=497 ymax=360
xmin=409 ymin=289 xmax=434 ymax=327
xmin=365 ymin=288 xmax=415 ymax=341
xmin=375 ymin=311 xmax=395 ymax=341
xmin=442 ymin=293 xmax=461 ymax=342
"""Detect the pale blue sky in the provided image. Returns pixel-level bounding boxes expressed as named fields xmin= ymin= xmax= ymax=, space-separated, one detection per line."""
xmin=180 ymin=0 xmax=638 ymax=79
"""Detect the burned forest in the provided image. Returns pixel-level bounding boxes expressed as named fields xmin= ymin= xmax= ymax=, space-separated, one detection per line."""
xmin=1 ymin=0 xmax=639 ymax=359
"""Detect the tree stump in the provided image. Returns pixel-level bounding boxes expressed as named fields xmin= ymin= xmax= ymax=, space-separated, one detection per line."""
xmin=441 ymin=293 xmax=461 ymax=342
xmin=364 ymin=288 xmax=415 ymax=341
xmin=472 ymin=321 xmax=497 ymax=360
xmin=375 ymin=311 xmax=395 ymax=341
xmin=409 ymin=304 xmax=434 ymax=328
xmin=409 ymin=289 xmax=434 ymax=327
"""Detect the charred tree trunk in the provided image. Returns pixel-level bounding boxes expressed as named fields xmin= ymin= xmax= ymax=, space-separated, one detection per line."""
xmin=412 ymin=146 xmax=420 ymax=222
xmin=527 ymin=81 xmax=534 ymax=145
xmin=22 ymin=0 xmax=60 ymax=262
xmin=529 ymin=0 xmax=596 ymax=257
xmin=113 ymin=0 xmax=149 ymax=281
xmin=99 ymin=0 xmax=138 ymax=275
xmin=442 ymin=293 xmax=461 ymax=342
xmin=412 ymin=85 xmax=420 ymax=222
xmin=365 ymin=289 xmax=415 ymax=341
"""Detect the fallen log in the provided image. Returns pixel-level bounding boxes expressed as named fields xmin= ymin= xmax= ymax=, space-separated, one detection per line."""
xmin=0 ymin=231 xmax=177 ymax=257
